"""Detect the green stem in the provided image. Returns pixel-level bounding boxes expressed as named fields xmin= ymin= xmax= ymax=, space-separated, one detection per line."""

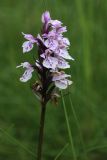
xmin=37 ymin=103 xmax=46 ymax=160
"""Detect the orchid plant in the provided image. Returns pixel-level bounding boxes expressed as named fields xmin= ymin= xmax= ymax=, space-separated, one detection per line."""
xmin=17 ymin=11 xmax=74 ymax=160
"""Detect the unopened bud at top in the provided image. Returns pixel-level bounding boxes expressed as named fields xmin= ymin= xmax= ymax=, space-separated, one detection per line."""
xmin=41 ymin=11 xmax=51 ymax=24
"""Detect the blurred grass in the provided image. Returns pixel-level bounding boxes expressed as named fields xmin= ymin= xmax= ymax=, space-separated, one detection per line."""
xmin=0 ymin=0 xmax=107 ymax=159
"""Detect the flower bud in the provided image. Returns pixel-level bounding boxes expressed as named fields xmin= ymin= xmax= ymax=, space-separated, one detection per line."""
xmin=42 ymin=11 xmax=51 ymax=24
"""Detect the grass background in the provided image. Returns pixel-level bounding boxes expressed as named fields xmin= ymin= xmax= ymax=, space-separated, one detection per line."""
xmin=0 ymin=0 xmax=107 ymax=159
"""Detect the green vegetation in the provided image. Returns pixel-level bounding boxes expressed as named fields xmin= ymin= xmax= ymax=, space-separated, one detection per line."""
xmin=0 ymin=0 xmax=107 ymax=159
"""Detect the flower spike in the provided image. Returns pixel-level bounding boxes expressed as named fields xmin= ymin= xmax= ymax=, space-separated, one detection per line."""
xmin=17 ymin=11 xmax=74 ymax=103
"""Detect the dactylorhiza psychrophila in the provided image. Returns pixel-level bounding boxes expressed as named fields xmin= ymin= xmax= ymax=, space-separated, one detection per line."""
xmin=17 ymin=11 xmax=74 ymax=106
xmin=17 ymin=11 xmax=74 ymax=160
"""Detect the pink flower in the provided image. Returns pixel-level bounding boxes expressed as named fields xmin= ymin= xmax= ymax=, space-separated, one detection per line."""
xmin=57 ymin=26 xmax=67 ymax=33
xmin=16 ymin=62 xmax=34 ymax=82
xmin=22 ymin=33 xmax=37 ymax=53
xmin=43 ymin=56 xmax=58 ymax=70
xmin=57 ymin=58 xmax=70 ymax=69
xmin=55 ymin=49 xmax=74 ymax=60
xmin=44 ymin=39 xmax=58 ymax=51
xmin=22 ymin=32 xmax=37 ymax=43
xmin=55 ymin=79 xmax=72 ymax=89
xmin=52 ymin=71 xmax=72 ymax=89
xmin=41 ymin=49 xmax=70 ymax=70
xmin=50 ymin=20 xmax=62 ymax=28
xmin=22 ymin=41 xmax=34 ymax=53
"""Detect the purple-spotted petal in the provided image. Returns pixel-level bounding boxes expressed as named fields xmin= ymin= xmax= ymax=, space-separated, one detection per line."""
xmin=52 ymin=71 xmax=72 ymax=89
xmin=62 ymin=38 xmax=70 ymax=46
xmin=44 ymin=39 xmax=58 ymax=51
xmin=57 ymin=26 xmax=67 ymax=33
xmin=20 ymin=68 xmax=34 ymax=82
xmin=43 ymin=57 xmax=58 ymax=69
xmin=57 ymin=58 xmax=70 ymax=69
xmin=50 ymin=20 xmax=62 ymax=28
xmin=55 ymin=80 xmax=67 ymax=89
xmin=17 ymin=62 xmax=34 ymax=82
xmin=22 ymin=41 xmax=33 ymax=53
xmin=52 ymin=73 xmax=71 ymax=81
xmin=57 ymin=49 xmax=74 ymax=60
xmin=55 ymin=79 xmax=72 ymax=89
xmin=22 ymin=32 xmax=36 ymax=43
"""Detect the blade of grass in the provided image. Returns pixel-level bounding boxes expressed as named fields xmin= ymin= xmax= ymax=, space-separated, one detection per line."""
xmin=54 ymin=143 xmax=69 ymax=160
xmin=0 ymin=124 xmax=14 ymax=139
xmin=61 ymin=91 xmax=77 ymax=160
xmin=75 ymin=0 xmax=92 ymax=88
xmin=86 ymin=144 xmax=107 ymax=153
xmin=68 ymin=91 xmax=89 ymax=160
xmin=0 ymin=127 xmax=36 ymax=158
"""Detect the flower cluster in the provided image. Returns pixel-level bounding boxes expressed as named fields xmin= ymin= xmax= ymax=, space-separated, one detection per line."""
xmin=17 ymin=11 xmax=73 ymax=103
